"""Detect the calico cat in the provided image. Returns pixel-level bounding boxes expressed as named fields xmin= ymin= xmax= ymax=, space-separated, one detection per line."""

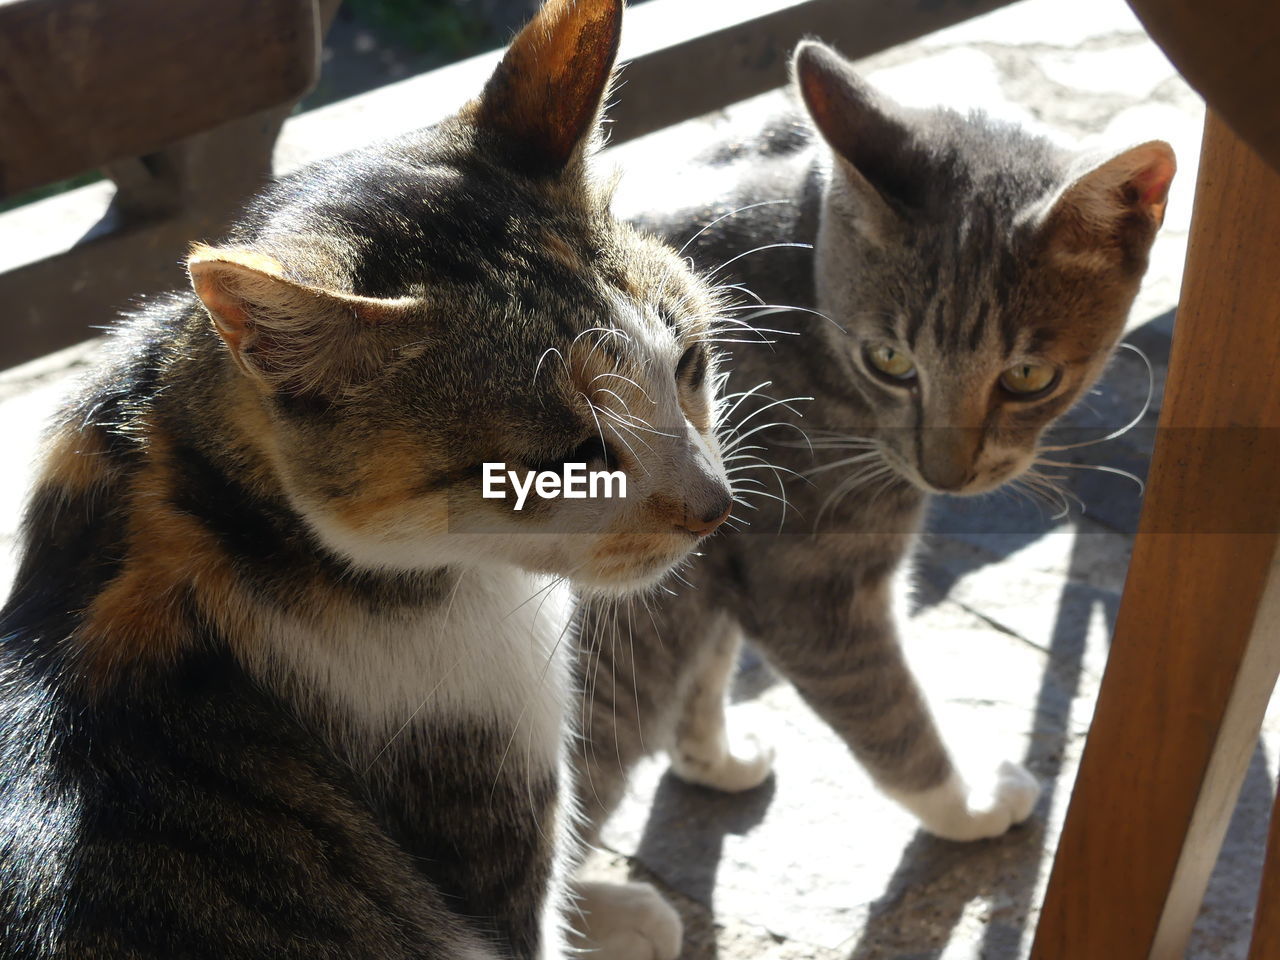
xmin=0 ymin=1 xmax=736 ymax=957
xmin=571 ymin=38 xmax=1175 ymax=945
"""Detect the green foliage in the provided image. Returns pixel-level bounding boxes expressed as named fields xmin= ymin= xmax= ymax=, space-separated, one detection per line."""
xmin=343 ymin=0 xmax=493 ymax=58
xmin=0 ymin=172 xmax=102 ymax=214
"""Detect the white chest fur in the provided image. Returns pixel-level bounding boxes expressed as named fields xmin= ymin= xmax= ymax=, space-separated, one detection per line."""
xmin=250 ymin=567 xmax=575 ymax=771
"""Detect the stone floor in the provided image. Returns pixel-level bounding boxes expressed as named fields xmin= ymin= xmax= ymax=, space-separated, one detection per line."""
xmin=1 ymin=0 xmax=1276 ymax=958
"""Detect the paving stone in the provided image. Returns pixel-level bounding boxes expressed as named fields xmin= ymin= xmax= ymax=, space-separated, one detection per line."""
xmin=598 ymin=601 xmax=1080 ymax=954
xmin=1036 ymin=40 xmax=1180 ymax=99
xmin=865 ymin=49 xmax=1043 ymax=133
xmin=918 ymin=0 xmax=1148 ymax=51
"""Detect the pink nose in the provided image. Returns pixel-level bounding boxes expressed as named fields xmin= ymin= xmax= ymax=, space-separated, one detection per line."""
xmin=676 ymin=501 xmax=732 ymax=537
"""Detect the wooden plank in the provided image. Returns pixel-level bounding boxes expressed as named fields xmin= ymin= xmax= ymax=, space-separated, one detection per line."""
xmin=1248 ymin=778 xmax=1280 ymax=960
xmin=1030 ymin=111 xmax=1280 ymax=960
xmin=0 ymin=0 xmax=320 ymax=197
xmin=0 ymin=0 xmax=1018 ymax=371
xmin=610 ymin=0 xmax=1019 ymax=144
xmin=280 ymin=0 xmax=1020 ymax=180
xmin=1126 ymin=0 xmax=1280 ymax=174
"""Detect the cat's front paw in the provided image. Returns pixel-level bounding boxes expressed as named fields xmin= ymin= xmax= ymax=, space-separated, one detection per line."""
xmin=570 ymin=880 xmax=682 ymax=960
xmin=669 ymin=730 xmax=775 ymax=793
xmin=889 ymin=761 xmax=1040 ymax=842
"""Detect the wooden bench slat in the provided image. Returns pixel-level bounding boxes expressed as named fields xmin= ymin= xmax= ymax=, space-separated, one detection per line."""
xmin=1127 ymin=0 xmax=1280 ymax=174
xmin=0 ymin=0 xmax=320 ymax=198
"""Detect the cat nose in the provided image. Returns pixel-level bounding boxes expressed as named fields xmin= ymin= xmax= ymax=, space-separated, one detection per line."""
xmin=919 ymin=428 xmax=982 ymax=492
xmin=677 ymin=492 xmax=733 ymax=537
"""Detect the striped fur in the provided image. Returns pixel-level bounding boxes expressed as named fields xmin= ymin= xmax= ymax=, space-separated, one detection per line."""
xmin=572 ymin=39 xmax=1174 ymax=893
xmin=0 ymin=2 xmax=736 ymax=957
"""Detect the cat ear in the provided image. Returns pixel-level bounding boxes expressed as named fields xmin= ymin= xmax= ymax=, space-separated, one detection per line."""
xmin=474 ymin=0 xmax=622 ymax=176
xmin=187 ymin=244 xmax=418 ymax=394
xmin=1038 ymin=141 xmax=1176 ymax=270
xmin=792 ymin=41 xmax=919 ymax=235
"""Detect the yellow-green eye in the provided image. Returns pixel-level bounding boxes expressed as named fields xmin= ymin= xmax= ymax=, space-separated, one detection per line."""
xmin=1000 ymin=362 xmax=1058 ymax=396
xmin=865 ymin=344 xmax=916 ymax=381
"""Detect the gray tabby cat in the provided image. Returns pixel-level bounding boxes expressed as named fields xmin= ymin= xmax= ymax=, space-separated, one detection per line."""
xmin=570 ymin=40 xmax=1175 ymax=955
xmin=0 ymin=1 xmax=736 ymax=957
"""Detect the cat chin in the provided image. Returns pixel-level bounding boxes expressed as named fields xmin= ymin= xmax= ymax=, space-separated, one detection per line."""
xmin=881 ymin=460 xmax=1029 ymax=498
xmin=572 ymin=560 xmax=689 ymax=599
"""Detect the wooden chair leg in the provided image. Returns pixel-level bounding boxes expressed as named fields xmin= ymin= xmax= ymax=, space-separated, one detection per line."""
xmin=1030 ymin=111 xmax=1280 ymax=960
xmin=1248 ymin=778 xmax=1280 ymax=959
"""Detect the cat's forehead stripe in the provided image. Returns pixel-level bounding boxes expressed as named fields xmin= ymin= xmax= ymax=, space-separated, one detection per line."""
xmin=966 ymin=299 xmax=990 ymax=353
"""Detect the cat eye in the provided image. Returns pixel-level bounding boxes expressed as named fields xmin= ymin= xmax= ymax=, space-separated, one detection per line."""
xmin=528 ymin=436 xmax=618 ymax=476
xmin=564 ymin=436 xmax=618 ymax=470
xmin=864 ymin=343 xmax=917 ymax=382
xmin=676 ymin=344 xmax=708 ymax=391
xmin=999 ymin=362 xmax=1059 ymax=397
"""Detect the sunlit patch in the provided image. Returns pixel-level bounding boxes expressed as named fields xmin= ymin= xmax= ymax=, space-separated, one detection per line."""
xmin=75 ymin=431 xmax=251 ymax=687
xmin=39 ymin=422 xmax=121 ymax=498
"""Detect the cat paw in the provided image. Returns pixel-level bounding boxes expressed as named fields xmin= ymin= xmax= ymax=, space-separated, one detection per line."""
xmin=890 ymin=761 xmax=1041 ymax=842
xmin=570 ymin=881 xmax=682 ymax=960
xmin=669 ymin=731 xmax=775 ymax=793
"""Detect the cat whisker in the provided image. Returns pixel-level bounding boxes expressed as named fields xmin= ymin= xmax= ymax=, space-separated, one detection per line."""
xmin=623 ymin=598 xmax=647 ymax=756
xmin=732 ymin=485 xmax=793 ymax=511
xmin=533 ymin=346 xmax=568 ymax=384
xmin=778 ymin=429 xmax=880 ymax=452
xmin=726 ymin=418 xmax=810 ymax=450
xmin=604 ymin=417 xmax=657 ymax=459
xmin=1019 ymin=469 xmax=1083 ymax=519
xmin=592 ymin=387 xmax=636 ymax=419
xmin=803 ymin=450 xmax=885 ymax=478
xmin=704 ymin=314 xmax=798 ymax=338
xmin=1034 ymin=458 xmax=1146 ymax=495
xmin=1013 ymin=478 xmax=1075 ymax=519
xmin=598 ymin=407 xmax=677 ymax=441
xmin=500 ymin=570 xmax=567 ymax=620
xmin=710 ymin=282 xmax=766 ymax=306
xmin=720 ymin=302 xmax=844 ymax=332
xmin=696 ymin=337 xmax=778 ymax=347
xmin=582 ymin=396 xmax=642 ymax=478
xmin=729 ymin=394 xmax=812 ymax=433
xmin=591 ymin=403 xmax=645 ymax=467
xmin=491 ymin=586 xmax=577 ymax=802
xmin=590 ymin=371 xmax=655 ymax=405
xmin=677 ymin=199 xmax=794 ymax=256
xmin=726 ymin=458 xmax=808 ymax=483
xmin=1041 ymin=341 xmax=1154 ymax=452
xmin=364 ymin=570 xmax=472 ymax=774
xmin=708 ymin=242 xmax=814 ymax=277
xmin=813 ymin=457 xmax=897 ymax=531
xmin=717 ymin=378 xmax=786 ymax=416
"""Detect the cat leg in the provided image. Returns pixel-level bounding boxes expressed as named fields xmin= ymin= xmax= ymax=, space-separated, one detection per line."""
xmin=667 ymin=613 xmax=775 ymax=792
xmin=569 ymin=881 xmax=683 ymax=960
xmin=569 ymin=591 xmax=724 ymax=959
xmin=748 ymin=556 xmax=1039 ymax=841
xmin=880 ymin=760 xmax=1040 ymax=842
xmin=571 ymin=588 xmax=721 ymax=844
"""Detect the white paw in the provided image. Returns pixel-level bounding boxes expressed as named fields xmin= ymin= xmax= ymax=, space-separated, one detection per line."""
xmin=889 ymin=761 xmax=1041 ymax=842
xmin=669 ymin=731 xmax=775 ymax=793
xmin=570 ymin=881 xmax=682 ymax=960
